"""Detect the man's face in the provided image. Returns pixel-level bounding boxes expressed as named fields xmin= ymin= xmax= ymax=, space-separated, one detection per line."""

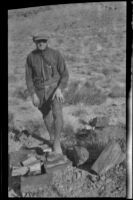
xmin=36 ymin=40 xmax=47 ymax=50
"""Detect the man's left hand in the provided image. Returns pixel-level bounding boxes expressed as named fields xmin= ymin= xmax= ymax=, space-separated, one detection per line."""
xmin=52 ymin=88 xmax=64 ymax=103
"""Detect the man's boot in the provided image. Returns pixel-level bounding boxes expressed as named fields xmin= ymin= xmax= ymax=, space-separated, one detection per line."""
xmin=53 ymin=139 xmax=63 ymax=154
xmin=47 ymin=139 xmax=66 ymax=162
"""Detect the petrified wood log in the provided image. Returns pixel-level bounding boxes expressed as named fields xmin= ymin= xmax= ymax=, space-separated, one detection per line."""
xmin=91 ymin=141 xmax=125 ymax=175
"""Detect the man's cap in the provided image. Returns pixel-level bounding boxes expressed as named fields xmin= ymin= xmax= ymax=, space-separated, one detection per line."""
xmin=33 ymin=34 xmax=49 ymax=42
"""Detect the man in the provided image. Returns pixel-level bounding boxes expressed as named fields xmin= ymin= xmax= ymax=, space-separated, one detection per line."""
xmin=25 ymin=34 xmax=69 ymax=157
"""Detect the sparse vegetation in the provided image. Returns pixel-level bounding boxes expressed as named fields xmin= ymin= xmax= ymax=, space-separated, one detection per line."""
xmin=13 ymin=87 xmax=29 ymax=100
xmin=72 ymin=109 xmax=88 ymax=117
xmin=102 ymin=68 xmax=112 ymax=76
xmin=8 ymin=2 xmax=126 ymax=198
xmin=64 ymin=80 xmax=107 ymax=105
xmin=64 ymin=80 xmax=80 ymax=104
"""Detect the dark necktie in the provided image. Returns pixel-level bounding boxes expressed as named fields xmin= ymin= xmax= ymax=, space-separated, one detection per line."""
xmin=41 ymin=54 xmax=49 ymax=81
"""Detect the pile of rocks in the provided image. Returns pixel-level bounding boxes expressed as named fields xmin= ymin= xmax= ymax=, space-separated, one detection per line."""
xmin=8 ymin=128 xmax=126 ymax=197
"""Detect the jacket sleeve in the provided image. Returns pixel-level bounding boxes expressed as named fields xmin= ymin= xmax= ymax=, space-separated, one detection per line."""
xmin=25 ymin=54 xmax=35 ymax=96
xmin=57 ymin=51 xmax=69 ymax=91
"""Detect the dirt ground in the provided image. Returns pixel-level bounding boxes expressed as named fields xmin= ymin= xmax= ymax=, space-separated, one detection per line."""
xmin=8 ymin=2 xmax=126 ymax=197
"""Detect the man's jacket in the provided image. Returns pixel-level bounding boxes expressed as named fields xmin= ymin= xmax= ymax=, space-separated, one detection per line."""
xmin=25 ymin=46 xmax=69 ymax=97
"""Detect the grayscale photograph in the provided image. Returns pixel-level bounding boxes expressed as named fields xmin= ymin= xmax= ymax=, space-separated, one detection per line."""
xmin=8 ymin=2 xmax=128 ymax=197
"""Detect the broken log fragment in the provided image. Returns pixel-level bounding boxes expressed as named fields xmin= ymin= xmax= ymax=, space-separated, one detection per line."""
xmin=46 ymin=152 xmax=67 ymax=162
xmin=20 ymin=156 xmax=37 ymax=166
xmin=45 ymin=159 xmax=72 ymax=174
xmin=12 ymin=160 xmax=44 ymax=177
xmin=91 ymin=141 xmax=125 ymax=175
xmin=12 ymin=166 xmax=29 ymax=177
xmin=46 ymin=157 xmax=68 ymax=168
xmin=28 ymin=161 xmax=42 ymax=175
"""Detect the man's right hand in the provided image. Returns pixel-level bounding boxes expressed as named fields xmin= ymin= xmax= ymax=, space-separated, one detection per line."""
xmin=31 ymin=93 xmax=40 ymax=107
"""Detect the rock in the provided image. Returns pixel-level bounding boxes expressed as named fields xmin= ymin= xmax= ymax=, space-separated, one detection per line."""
xmin=72 ymin=146 xmax=89 ymax=166
xmin=66 ymin=146 xmax=89 ymax=166
xmin=91 ymin=141 xmax=123 ymax=175
xmin=8 ymin=188 xmax=20 ymax=197
xmin=42 ymin=147 xmax=52 ymax=153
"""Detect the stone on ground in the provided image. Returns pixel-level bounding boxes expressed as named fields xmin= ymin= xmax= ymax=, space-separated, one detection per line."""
xmin=66 ymin=145 xmax=89 ymax=166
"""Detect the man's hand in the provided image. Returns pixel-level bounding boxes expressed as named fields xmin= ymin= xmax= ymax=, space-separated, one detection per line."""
xmin=31 ymin=93 xmax=40 ymax=107
xmin=52 ymin=88 xmax=64 ymax=103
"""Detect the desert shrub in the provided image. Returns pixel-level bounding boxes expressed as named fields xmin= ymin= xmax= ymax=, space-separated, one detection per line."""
xmin=64 ymin=81 xmax=107 ymax=105
xmin=57 ymin=38 xmax=64 ymax=45
xmin=76 ymin=128 xmax=108 ymax=147
xmin=64 ymin=81 xmax=80 ymax=104
xmin=102 ymin=67 xmax=112 ymax=76
xmin=63 ymin=124 xmax=75 ymax=136
xmin=8 ymin=131 xmax=22 ymax=152
xmin=83 ymin=57 xmax=90 ymax=64
xmin=65 ymin=54 xmax=79 ymax=63
xmin=112 ymin=67 xmax=121 ymax=73
xmin=108 ymin=85 xmax=126 ymax=98
xmin=13 ymin=87 xmax=29 ymax=100
xmin=87 ymin=71 xmax=92 ymax=75
xmin=72 ymin=109 xmax=88 ymax=117
xmin=80 ymin=71 xmax=86 ymax=75
xmin=9 ymin=6 xmax=52 ymax=20
xmin=23 ymin=119 xmax=46 ymax=137
xmin=62 ymin=124 xmax=77 ymax=147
